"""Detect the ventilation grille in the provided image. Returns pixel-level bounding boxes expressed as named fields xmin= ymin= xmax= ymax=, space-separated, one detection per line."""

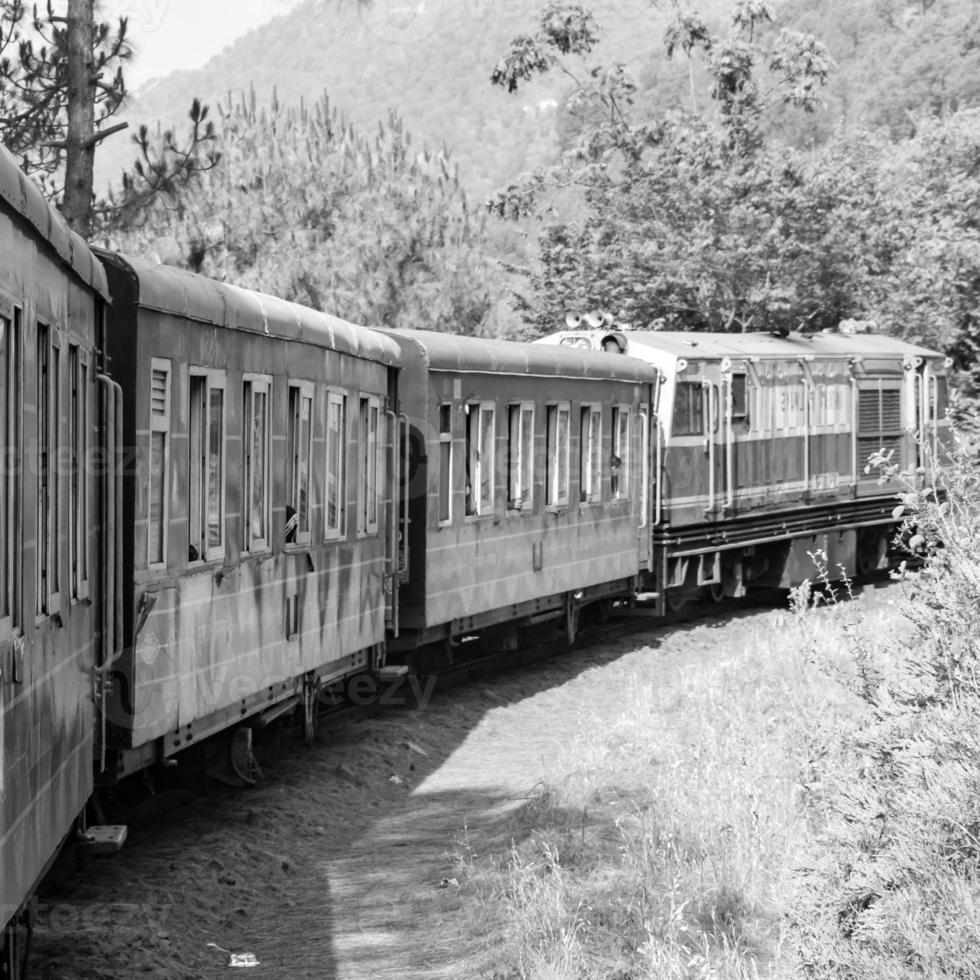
xmin=858 ymin=389 xmax=879 ymax=434
xmin=151 ymin=368 xmax=168 ymax=417
xmin=881 ymin=389 xmax=902 ymax=431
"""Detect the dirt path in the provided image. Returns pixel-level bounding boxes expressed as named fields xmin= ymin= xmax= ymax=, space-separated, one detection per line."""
xmin=29 ymin=590 xmax=895 ymax=980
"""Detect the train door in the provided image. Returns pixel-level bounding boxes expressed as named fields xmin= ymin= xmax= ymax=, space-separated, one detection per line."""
xmin=638 ymin=402 xmax=651 ymax=570
xmin=706 ymin=375 xmax=725 ymax=519
xmin=384 ymin=378 xmax=408 ymax=638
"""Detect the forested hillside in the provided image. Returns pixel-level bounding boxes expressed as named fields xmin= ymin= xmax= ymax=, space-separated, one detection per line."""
xmin=102 ymin=0 xmax=980 ymax=198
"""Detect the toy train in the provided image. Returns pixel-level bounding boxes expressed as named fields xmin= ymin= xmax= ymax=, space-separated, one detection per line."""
xmin=0 ymin=146 xmax=951 ymax=976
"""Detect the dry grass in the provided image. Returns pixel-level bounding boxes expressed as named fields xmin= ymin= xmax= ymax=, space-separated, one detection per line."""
xmin=452 ymin=591 xmax=905 ymax=979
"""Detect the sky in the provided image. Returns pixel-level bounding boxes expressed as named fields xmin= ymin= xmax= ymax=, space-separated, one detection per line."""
xmin=109 ymin=0 xmax=303 ymax=88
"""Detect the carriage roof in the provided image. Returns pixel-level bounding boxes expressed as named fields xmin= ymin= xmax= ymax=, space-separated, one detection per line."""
xmin=388 ymin=328 xmax=656 ymax=382
xmin=0 ymin=143 xmax=109 ymax=298
xmin=103 ymin=253 xmax=402 ymax=365
xmin=537 ymin=328 xmax=944 ymax=365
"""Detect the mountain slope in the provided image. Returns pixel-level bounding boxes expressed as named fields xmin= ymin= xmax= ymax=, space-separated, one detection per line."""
xmin=97 ymin=0 xmax=676 ymax=197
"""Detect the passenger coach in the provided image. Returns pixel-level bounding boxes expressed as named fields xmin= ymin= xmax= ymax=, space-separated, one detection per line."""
xmin=0 ymin=146 xmax=109 ymax=974
xmin=95 ymin=252 xmax=403 ymax=776
xmin=383 ymin=330 xmax=655 ymax=657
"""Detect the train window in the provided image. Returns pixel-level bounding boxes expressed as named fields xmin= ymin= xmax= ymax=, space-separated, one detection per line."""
xmin=507 ymin=403 xmax=534 ymax=512
xmin=579 ymin=405 xmax=601 ymax=504
xmin=438 ymin=403 xmax=452 ymax=524
xmin=673 ymin=382 xmax=704 ymax=436
xmin=188 ymin=370 xmax=226 ymax=563
xmin=611 ymin=406 xmax=630 ymax=499
xmin=0 ymin=304 xmax=21 ymax=628
xmin=465 ymin=402 xmax=495 ymax=517
xmin=36 ymin=321 xmax=60 ymax=615
xmin=731 ymin=374 xmax=747 ymax=423
xmin=546 ymin=403 xmax=570 ymax=508
xmin=287 ymin=382 xmax=314 ymax=546
xmin=243 ymin=375 xmax=271 ymax=552
xmin=147 ymin=359 xmax=171 ymax=567
xmin=934 ymin=375 xmax=948 ymax=419
xmin=70 ymin=346 xmax=90 ymax=594
xmin=358 ymin=395 xmax=381 ymax=534
xmin=325 ymin=392 xmax=347 ymax=538
xmin=639 ymin=405 xmax=650 ymax=528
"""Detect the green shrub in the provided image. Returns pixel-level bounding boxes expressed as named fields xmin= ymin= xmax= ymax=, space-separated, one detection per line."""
xmin=790 ymin=439 xmax=980 ymax=978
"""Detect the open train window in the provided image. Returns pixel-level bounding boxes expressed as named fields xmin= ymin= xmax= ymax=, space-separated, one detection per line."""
xmin=611 ymin=406 xmax=630 ymax=499
xmin=36 ymin=321 xmax=60 ymax=615
xmin=546 ymin=403 xmax=570 ymax=508
xmin=243 ymin=375 xmax=271 ymax=552
xmin=731 ymin=373 xmax=747 ymax=423
xmin=638 ymin=405 xmax=650 ymax=528
xmin=465 ymin=401 xmax=495 ymax=517
xmin=438 ymin=403 xmax=452 ymax=524
xmin=0 ymin=302 xmax=21 ymax=630
xmin=672 ymin=382 xmax=704 ymax=436
xmin=70 ymin=346 xmax=90 ymax=595
xmin=579 ymin=405 xmax=601 ymax=504
xmin=325 ymin=392 xmax=347 ymax=539
xmin=188 ymin=369 xmax=226 ymax=563
xmin=287 ymin=382 xmax=315 ymax=546
xmin=507 ymin=402 xmax=534 ymax=512
xmin=357 ymin=395 xmax=381 ymax=535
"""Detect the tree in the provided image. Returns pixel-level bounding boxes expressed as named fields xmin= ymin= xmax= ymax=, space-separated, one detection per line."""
xmin=109 ymin=89 xmax=509 ymax=336
xmin=488 ymin=1 xmax=834 ymax=334
xmin=0 ymin=0 xmax=218 ymax=236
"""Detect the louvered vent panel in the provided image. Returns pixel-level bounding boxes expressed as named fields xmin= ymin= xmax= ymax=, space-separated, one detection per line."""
xmin=858 ymin=389 xmax=880 ymax=434
xmin=881 ymin=389 xmax=902 ymax=431
xmin=857 ymin=436 xmax=883 ymax=464
xmin=879 ymin=435 xmax=903 ymax=459
xmin=151 ymin=368 xmax=168 ymax=417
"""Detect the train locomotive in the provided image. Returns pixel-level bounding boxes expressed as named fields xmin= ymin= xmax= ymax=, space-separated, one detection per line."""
xmin=0 ymin=144 xmax=951 ymax=977
xmin=537 ymin=326 xmax=951 ymax=611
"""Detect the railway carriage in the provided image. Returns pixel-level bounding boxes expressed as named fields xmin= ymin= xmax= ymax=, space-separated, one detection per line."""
xmin=538 ymin=327 xmax=951 ymax=609
xmin=95 ymin=252 xmax=404 ymax=777
xmin=0 ymin=147 xmax=109 ymax=975
xmin=382 ymin=330 xmax=655 ymax=655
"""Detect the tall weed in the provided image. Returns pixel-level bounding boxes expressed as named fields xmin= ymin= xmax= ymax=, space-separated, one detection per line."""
xmin=790 ymin=440 xmax=980 ymax=978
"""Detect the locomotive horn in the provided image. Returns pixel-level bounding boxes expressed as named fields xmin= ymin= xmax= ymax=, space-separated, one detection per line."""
xmin=583 ymin=310 xmax=603 ymax=328
xmin=564 ymin=313 xmax=583 ymax=328
xmin=600 ymin=310 xmax=614 ymax=326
